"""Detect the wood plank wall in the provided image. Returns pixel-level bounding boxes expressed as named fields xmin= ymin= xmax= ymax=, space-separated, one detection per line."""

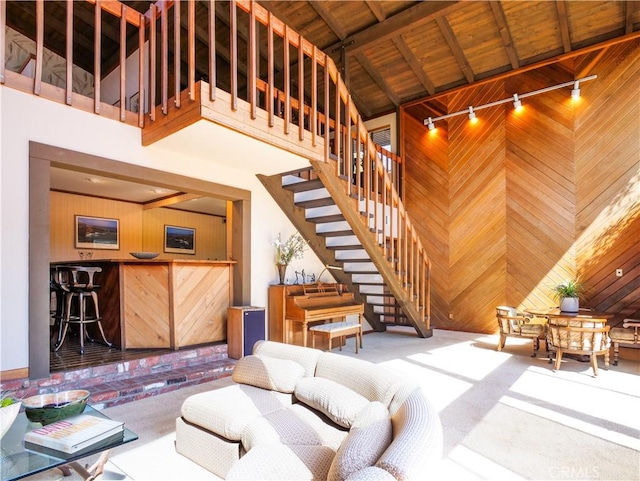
xmin=402 ymin=39 xmax=640 ymax=333
xmin=50 ymin=191 xmax=226 ymax=262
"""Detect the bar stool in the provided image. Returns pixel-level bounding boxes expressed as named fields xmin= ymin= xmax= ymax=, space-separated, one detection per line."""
xmin=53 ymin=266 xmax=113 ymax=354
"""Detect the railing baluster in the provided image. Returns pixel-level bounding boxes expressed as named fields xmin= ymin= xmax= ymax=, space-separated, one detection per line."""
xmin=324 ymin=60 xmax=330 ymax=161
xmin=188 ymin=0 xmax=195 ymax=101
xmin=93 ymin=0 xmax=100 ymax=111
xmin=138 ymin=10 xmax=145 ymax=127
xmin=230 ymin=0 xmax=237 ymax=111
xmin=311 ymin=46 xmax=317 ymax=146
xmin=345 ymin=95 xmax=352 ymax=197
xmin=249 ymin=1 xmax=256 ymax=119
xmin=298 ymin=33 xmax=304 ymax=141
xmin=150 ymin=3 xmax=157 ymax=121
xmin=35 ymin=0 xmax=44 ymax=96
xmin=283 ymin=25 xmax=290 ymax=133
xmin=161 ymin=2 xmax=168 ymax=114
xmin=65 ymin=0 xmax=73 ymax=104
xmin=119 ymin=4 xmax=126 ymax=121
xmin=208 ymin=0 xmax=216 ymax=102
xmin=174 ymin=1 xmax=180 ymax=109
xmin=267 ymin=12 xmax=274 ymax=126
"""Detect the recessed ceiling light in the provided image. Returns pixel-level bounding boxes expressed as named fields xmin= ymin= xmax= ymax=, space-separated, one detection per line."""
xmin=86 ymin=177 xmax=101 ymax=184
xmin=151 ymin=188 xmax=164 ymax=194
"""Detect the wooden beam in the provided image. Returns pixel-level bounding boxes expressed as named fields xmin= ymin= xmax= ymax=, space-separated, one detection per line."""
xmin=392 ymin=36 xmax=435 ymax=96
xmin=328 ymin=1 xmax=458 ymax=55
xmin=365 ymin=0 xmax=386 ymax=22
xmin=555 ymin=0 xmax=572 ymax=53
xmin=355 ymin=52 xmax=400 ymax=106
xmin=144 ymin=193 xmax=203 ymax=210
xmin=489 ymin=1 xmax=519 ymax=69
xmin=436 ymin=16 xmax=474 ymax=83
xmin=310 ymin=1 xmax=348 ymax=40
xmin=625 ymin=1 xmax=638 ymax=35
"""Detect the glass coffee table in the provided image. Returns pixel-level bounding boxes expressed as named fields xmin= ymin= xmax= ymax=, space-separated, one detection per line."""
xmin=1 ymin=405 xmax=137 ymax=481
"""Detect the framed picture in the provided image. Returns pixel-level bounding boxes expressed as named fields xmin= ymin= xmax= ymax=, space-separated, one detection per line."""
xmin=130 ymin=91 xmax=140 ymax=113
xmin=164 ymin=225 xmax=195 ymax=254
xmin=75 ymin=216 xmax=119 ymax=250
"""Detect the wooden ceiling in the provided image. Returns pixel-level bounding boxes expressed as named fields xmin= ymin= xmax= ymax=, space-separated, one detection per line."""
xmin=258 ymin=1 xmax=640 ymax=119
xmin=5 ymin=1 xmax=639 ymax=120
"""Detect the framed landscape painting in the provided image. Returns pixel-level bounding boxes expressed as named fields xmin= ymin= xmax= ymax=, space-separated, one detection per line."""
xmin=75 ymin=216 xmax=119 ymax=250
xmin=164 ymin=225 xmax=195 ymax=254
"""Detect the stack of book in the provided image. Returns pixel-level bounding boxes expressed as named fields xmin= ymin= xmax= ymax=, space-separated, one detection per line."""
xmin=24 ymin=413 xmax=124 ymax=457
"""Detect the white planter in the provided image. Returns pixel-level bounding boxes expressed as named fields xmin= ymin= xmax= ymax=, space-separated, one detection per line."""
xmin=560 ymin=297 xmax=579 ymax=313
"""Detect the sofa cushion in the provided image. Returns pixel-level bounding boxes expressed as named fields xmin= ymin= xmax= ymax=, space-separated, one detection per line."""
xmin=377 ymin=388 xmax=443 ymax=480
xmin=242 ymin=403 xmax=348 ymax=452
xmin=225 ymin=444 xmax=336 ymax=480
xmin=180 ymin=384 xmax=292 ymax=441
xmin=294 ymin=377 xmax=369 ymax=428
xmin=232 ymin=354 xmax=305 ymax=393
xmin=253 ymin=340 xmax=322 ymax=377
xmin=315 ymin=351 xmax=409 ymax=407
xmin=327 ymin=401 xmax=392 ymax=481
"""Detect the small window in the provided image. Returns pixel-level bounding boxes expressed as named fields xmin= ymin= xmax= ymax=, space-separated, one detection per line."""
xmin=370 ymin=127 xmax=391 ymax=151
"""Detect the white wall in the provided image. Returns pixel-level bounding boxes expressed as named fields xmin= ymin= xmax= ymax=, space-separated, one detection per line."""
xmin=0 ymin=87 xmax=323 ymax=372
xmin=364 ymin=112 xmax=397 ymax=153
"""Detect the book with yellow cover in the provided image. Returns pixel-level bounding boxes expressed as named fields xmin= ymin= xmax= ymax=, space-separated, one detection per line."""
xmin=24 ymin=414 xmax=124 ymax=454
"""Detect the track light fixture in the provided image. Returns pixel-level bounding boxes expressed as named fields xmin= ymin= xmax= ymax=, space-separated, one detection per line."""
xmin=426 ymin=117 xmax=436 ymax=131
xmin=571 ymin=81 xmax=581 ymax=99
xmin=513 ymin=93 xmax=522 ymax=111
xmin=423 ymin=75 xmax=596 ymax=130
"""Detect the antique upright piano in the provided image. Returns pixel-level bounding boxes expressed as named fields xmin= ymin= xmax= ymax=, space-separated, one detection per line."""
xmin=268 ymin=283 xmax=364 ymax=347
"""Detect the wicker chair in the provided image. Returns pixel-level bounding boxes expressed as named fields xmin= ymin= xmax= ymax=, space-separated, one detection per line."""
xmin=609 ymin=318 xmax=640 ymax=366
xmin=496 ymin=306 xmax=547 ymax=357
xmin=546 ymin=318 xmax=610 ymax=376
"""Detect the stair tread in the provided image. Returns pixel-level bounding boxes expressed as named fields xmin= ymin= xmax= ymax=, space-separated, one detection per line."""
xmin=306 ymin=214 xmax=345 ymax=223
xmin=326 ymin=244 xmax=364 ymax=250
xmin=295 ymin=197 xmax=335 ymax=208
xmin=317 ymin=230 xmax=354 ymax=237
xmin=283 ymin=178 xmax=324 ymax=193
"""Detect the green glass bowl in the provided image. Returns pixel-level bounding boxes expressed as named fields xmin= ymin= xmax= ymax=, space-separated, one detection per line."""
xmin=23 ymin=390 xmax=90 ymax=425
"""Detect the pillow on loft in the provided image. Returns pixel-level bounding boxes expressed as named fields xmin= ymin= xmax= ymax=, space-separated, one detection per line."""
xmin=294 ymin=377 xmax=369 ymax=428
xmin=232 ymin=355 xmax=305 ymax=394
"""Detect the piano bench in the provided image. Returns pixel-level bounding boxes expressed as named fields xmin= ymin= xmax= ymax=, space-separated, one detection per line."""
xmin=309 ymin=321 xmax=362 ymax=353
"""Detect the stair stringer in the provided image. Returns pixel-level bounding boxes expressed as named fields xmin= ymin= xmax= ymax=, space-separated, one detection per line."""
xmin=258 ymin=161 xmax=431 ymax=338
xmin=309 ymin=159 xmax=431 ymax=338
xmin=257 ymin=171 xmax=386 ymax=332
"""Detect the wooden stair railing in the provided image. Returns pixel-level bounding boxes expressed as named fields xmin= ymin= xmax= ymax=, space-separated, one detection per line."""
xmin=1 ymin=0 xmax=431 ymax=336
xmin=258 ymin=166 xmax=431 ymax=338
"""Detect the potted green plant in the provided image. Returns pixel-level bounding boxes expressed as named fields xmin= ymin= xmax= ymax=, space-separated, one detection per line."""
xmin=552 ymin=279 xmax=588 ymax=313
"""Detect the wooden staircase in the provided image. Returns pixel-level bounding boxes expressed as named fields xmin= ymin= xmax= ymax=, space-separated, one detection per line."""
xmin=258 ymin=160 xmax=432 ymax=338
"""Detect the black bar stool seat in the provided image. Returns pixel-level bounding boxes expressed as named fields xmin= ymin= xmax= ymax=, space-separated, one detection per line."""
xmin=53 ymin=266 xmax=112 ymax=354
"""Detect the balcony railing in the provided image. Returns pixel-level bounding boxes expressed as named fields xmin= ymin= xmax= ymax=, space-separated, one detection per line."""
xmin=0 ymin=0 xmax=430 ymax=326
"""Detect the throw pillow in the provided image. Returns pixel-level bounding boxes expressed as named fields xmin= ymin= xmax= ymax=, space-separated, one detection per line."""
xmin=232 ymin=354 xmax=305 ymax=393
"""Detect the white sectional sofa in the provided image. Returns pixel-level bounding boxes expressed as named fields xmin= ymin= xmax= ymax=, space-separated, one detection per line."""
xmin=175 ymin=340 xmax=443 ymax=480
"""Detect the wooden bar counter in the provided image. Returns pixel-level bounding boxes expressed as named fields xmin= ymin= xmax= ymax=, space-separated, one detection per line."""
xmin=52 ymin=260 xmax=235 ymax=350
